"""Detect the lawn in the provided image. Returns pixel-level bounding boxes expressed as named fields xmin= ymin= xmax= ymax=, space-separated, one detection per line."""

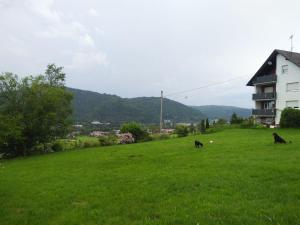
xmin=0 ymin=128 xmax=300 ymax=225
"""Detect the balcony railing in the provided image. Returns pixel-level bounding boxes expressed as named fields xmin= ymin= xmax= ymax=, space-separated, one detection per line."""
xmin=252 ymin=92 xmax=276 ymax=101
xmin=252 ymin=75 xmax=277 ymax=85
xmin=252 ymin=109 xmax=276 ymax=117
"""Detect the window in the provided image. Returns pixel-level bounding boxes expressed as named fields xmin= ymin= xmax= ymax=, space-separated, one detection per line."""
xmin=282 ymin=65 xmax=288 ymax=74
xmin=286 ymin=82 xmax=300 ymax=92
xmin=286 ymin=100 xmax=299 ymax=109
xmin=264 ymin=86 xmax=274 ymax=93
xmin=263 ymin=101 xmax=275 ymax=109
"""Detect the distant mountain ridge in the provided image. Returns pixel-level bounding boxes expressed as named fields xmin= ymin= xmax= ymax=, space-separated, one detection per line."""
xmin=191 ymin=105 xmax=251 ymax=120
xmin=69 ymin=88 xmax=206 ymax=125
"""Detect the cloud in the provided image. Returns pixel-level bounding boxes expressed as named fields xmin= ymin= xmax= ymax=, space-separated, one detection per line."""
xmin=23 ymin=0 xmax=108 ymax=69
xmin=27 ymin=0 xmax=60 ymax=23
xmin=0 ymin=0 xmax=12 ymax=8
xmin=79 ymin=34 xmax=96 ymax=48
xmin=69 ymin=51 xmax=108 ymax=68
xmin=94 ymin=26 xmax=105 ymax=35
xmin=88 ymin=8 xmax=98 ymax=17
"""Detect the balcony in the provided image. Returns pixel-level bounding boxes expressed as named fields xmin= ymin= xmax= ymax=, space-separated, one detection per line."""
xmin=252 ymin=109 xmax=276 ymax=117
xmin=252 ymin=75 xmax=277 ymax=85
xmin=252 ymin=92 xmax=276 ymax=101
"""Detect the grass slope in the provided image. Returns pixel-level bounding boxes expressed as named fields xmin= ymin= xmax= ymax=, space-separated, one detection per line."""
xmin=1 ymin=129 xmax=300 ymax=225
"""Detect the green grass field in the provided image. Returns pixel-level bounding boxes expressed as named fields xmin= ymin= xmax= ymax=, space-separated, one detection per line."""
xmin=1 ymin=128 xmax=300 ymax=225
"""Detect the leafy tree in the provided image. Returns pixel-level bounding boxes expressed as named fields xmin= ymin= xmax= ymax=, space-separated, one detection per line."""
xmin=230 ymin=113 xmax=243 ymax=124
xmin=120 ymin=122 xmax=148 ymax=142
xmin=206 ymin=118 xmax=210 ymax=129
xmin=189 ymin=123 xmax=196 ymax=134
xmin=280 ymin=108 xmax=300 ymax=128
xmin=0 ymin=114 xmax=24 ymax=156
xmin=0 ymin=65 xmax=73 ymax=157
xmin=175 ymin=125 xmax=189 ymax=137
xmin=200 ymin=120 xmax=206 ymax=133
xmin=216 ymin=118 xmax=227 ymax=125
xmin=240 ymin=116 xmax=255 ymax=128
xmin=45 ymin=64 xmax=66 ymax=87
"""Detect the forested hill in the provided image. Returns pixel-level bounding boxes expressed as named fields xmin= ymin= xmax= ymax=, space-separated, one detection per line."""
xmin=191 ymin=105 xmax=251 ymax=120
xmin=69 ymin=88 xmax=206 ymax=125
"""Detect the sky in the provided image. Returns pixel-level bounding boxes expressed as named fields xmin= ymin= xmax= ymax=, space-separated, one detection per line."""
xmin=1 ymin=0 xmax=300 ymax=108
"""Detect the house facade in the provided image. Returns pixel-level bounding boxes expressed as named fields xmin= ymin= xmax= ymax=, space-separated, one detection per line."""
xmin=247 ymin=49 xmax=300 ymax=126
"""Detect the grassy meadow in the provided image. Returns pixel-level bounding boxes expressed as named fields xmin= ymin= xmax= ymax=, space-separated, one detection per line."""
xmin=0 ymin=128 xmax=300 ymax=225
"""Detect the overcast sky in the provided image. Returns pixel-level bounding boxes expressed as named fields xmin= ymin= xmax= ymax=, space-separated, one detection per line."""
xmin=1 ymin=0 xmax=300 ymax=108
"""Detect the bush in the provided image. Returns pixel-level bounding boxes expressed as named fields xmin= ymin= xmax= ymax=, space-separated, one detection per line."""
xmin=216 ymin=118 xmax=227 ymax=125
xmin=99 ymin=135 xmax=118 ymax=146
xmin=51 ymin=141 xmax=64 ymax=152
xmin=230 ymin=113 xmax=244 ymax=124
xmin=83 ymin=141 xmax=92 ymax=148
xmin=240 ymin=117 xmax=255 ymax=128
xmin=175 ymin=125 xmax=189 ymax=137
xmin=280 ymin=108 xmax=300 ymax=128
xmin=118 ymin=133 xmax=135 ymax=144
xmin=158 ymin=134 xmax=171 ymax=140
xmin=151 ymin=133 xmax=172 ymax=141
xmin=139 ymin=135 xmax=153 ymax=142
xmin=120 ymin=122 xmax=149 ymax=142
xmin=203 ymin=127 xmax=222 ymax=134
xmin=82 ymin=141 xmax=99 ymax=148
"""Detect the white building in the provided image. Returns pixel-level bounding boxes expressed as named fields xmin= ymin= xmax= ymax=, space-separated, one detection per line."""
xmin=247 ymin=49 xmax=300 ymax=126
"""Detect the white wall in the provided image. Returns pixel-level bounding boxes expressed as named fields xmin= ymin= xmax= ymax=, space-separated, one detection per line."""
xmin=275 ymin=54 xmax=300 ymax=124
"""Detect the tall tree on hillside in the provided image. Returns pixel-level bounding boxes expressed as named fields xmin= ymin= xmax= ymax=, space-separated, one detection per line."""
xmin=206 ymin=118 xmax=210 ymax=129
xmin=0 ymin=65 xmax=73 ymax=157
xmin=200 ymin=120 xmax=206 ymax=133
xmin=189 ymin=123 xmax=196 ymax=134
xmin=230 ymin=112 xmax=243 ymax=124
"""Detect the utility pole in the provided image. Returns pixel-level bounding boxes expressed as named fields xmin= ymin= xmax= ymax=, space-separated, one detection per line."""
xmin=290 ymin=34 xmax=294 ymax=52
xmin=160 ymin=90 xmax=163 ymax=133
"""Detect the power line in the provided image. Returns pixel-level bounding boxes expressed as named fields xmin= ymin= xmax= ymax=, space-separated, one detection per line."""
xmin=159 ymin=74 xmax=250 ymax=127
xmin=164 ymin=74 xmax=249 ymax=97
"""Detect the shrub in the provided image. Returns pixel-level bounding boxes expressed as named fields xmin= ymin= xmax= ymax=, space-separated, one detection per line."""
xmin=175 ymin=125 xmax=189 ymax=137
xmin=118 ymin=133 xmax=135 ymax=144
xmin=203 ymin=127 xmax=222 ymax=134
xmin=200 ymin=120 xmax=206 ymax=133
xmin=83 ymin=141 xmax=92 ymax=148
xmin=240 ymin=117 xmax=254 ymax=128
xmin=159 ymin=134 xmax=170 ymax=140
xmin=51 ymin=141 xmax=64 ymax=152
xmin=99 ymin=135 xmax=118 ymax=146
xmin=280 ymin=108 xmax=300 ymax=128
xmin=82 ymin=141 xmax=99 ymax=148
xmin=230 ymin=113 xmax=244 ymax=124
xmin=150 ymin=133 xmax=168 ymax=141
xmin=216 ymin=118 xmax=227 ymax=125
xmin=139 ymin=135 xmax=153 ymax=142
xmin=189 ymin=123 xmax=196 ymax=134
xmin=120 ymin=122 xmax=149 ymax=142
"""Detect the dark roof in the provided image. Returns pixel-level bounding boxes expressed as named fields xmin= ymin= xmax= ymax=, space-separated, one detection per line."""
xmin=246 ymin=49 xmax=300 ymax=86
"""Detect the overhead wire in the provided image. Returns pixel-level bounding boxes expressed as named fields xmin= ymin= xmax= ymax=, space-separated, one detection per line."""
xmin=164 ymin=74 xmax=250 ymax=98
